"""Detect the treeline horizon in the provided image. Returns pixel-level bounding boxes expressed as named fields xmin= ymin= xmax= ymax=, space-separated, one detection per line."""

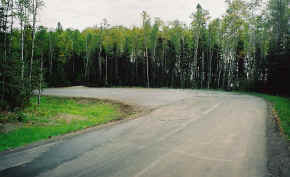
xmin=0 ymin=0 xmax=289 ymax=110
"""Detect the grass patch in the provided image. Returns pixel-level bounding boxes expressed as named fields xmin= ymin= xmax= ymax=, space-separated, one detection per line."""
xmin=0 ymin=96 xmax=128 ymax=152
xmin=236 ymin=92 xmax=290 ymax=139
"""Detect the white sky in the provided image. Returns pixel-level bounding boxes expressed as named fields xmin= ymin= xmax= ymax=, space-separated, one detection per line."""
xmin=39 ymin=0 xmax=228 ymax=31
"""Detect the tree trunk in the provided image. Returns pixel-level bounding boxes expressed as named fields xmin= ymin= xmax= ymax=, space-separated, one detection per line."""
xmin=105 ymin=55 xmax=108 ymax=86
xmin=30 ymin=0 xmax=38 ymax=88
xmin=38 ymin=54 xmax=43 ymax=105
xmin=207 ymin=32 xmax=213 ymax=89
xmin=98 ymin=46 xmax=102 ymax=82
xmin=9 ymin=0 xmax=13 ymax=57
xmin=85 ymin=37 xmax=89 ymax=80
xmin=217 ymin=60 xmax=222 ymax=89
xmin=146 ymin=47 xmax=150 ymax=88
xmin=152 ymin=46 xmax=156 ymax=87
xmin=201 ymin=51 xmax=205 ymax=89
xmin=20 ymin=3 xmax=25 ymax=80
xmin=193 ymin=30 xmax=200 ymax=85
xmin=115 ymin=55 xmax=119 ymax=85
xmin=1 ymin=1 xmax=8 ymax=103
xmin=135 ymin=49 xmax=138 ymax=85
xmin=48 ymin=33 xmax=54 ymax=75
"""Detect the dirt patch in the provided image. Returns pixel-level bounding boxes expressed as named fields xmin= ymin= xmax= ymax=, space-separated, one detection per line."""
xmin=75 ymin=98 xmax=98 ymax=105
xmin=54 ymin=114 xmax=87 ymax=124
xmin=97 ymin=99 xmax=149 ymax=121
xmin=75 ymin=99 xmax=92 ymax=105
xmin=70 ymin=97 xmax=148 ymax=119
xmin=266 ymin=102 xmax=290 ymax=177
xmin=0 ymin=123 xmax=22 ymax=134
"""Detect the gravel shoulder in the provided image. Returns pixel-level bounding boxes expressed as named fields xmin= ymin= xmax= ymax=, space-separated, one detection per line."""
xmin=266 ymin=102 xmax=290 ymax=177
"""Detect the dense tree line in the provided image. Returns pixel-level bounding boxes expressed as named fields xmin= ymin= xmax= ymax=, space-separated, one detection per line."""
xmin=0 ymin=0 xmax=289 ymax=110
xmin=0 ymin=0 xmax=44 ymax=110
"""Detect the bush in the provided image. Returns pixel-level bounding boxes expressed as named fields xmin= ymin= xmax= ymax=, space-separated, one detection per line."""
xmin=238 ymin=80 xmax=269 ymax=94
xmin=0 ymin=60 xmax=33 ymax=111
xmin=268 ymin=50 xmax=290 ymax=96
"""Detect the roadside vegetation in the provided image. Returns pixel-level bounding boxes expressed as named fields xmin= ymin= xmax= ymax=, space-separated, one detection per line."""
xmin=256 ymin=94 xmax=290 ymax=140
xmin=0 ymin=96 xmax=130 ymax=152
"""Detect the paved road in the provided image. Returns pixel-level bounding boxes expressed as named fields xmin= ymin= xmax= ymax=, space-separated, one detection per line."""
xmin=0 ymin=87 xmax=268 ymax=177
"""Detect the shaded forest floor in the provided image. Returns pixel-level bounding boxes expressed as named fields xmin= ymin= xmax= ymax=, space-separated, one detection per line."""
xmin=0 ymin=96 xmax=136 ymax=152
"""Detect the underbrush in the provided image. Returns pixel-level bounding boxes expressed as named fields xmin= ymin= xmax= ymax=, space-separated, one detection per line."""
xmin=256 ymin=94 xmax=290 ymax=139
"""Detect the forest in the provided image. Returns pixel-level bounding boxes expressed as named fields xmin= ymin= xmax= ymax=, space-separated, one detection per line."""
xmin=0 ymin=0 xmax=289 ymax=110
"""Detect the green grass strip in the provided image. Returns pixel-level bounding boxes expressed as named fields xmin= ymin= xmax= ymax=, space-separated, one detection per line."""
xmin=0 ymin=96 xmax=122 ymax=152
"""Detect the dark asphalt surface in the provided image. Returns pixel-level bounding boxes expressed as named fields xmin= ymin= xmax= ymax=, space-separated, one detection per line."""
xmin=0 ymin=87 xmax=269 ymax=177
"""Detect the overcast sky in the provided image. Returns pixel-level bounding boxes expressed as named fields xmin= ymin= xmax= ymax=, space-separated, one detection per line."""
xmin=39 ymin=0 xmax=228 ymax=31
